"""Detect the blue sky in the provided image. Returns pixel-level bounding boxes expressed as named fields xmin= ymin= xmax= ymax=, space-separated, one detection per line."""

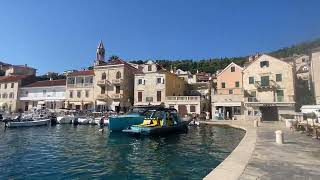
xmin=0 ymin=0 xmax=320 ymax=74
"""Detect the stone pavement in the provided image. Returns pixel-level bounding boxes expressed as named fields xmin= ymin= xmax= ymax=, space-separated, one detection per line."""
xmin=240 ymin=121 xmax=320 ymax=180
xmin=202 ymin=120 xmax=320 ymax=180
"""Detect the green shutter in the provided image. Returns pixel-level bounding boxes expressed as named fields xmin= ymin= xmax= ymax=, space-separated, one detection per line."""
xmin=276 ymin=74 xmax=282 ymax=82
xmin=261 ymin=76 xmax=269 ymax=86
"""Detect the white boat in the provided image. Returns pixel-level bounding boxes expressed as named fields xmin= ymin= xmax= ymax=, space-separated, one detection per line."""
xmin=77 ymin=117 xmax=91 ymax=125
xmin=91 ymin=117 xmax=109 ymax=125
xmin=57 ymin=116 xmax=74 ymax=124
xmin=6 ymin=119 xmax=50 ymax=128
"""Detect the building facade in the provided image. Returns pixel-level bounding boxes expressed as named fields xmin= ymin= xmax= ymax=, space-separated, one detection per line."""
xmin=93 ymin=41 xmax=140 ymax=112
xmin=19 ymin=79 xmax=66 ymax=111
xmin=243 ymin=54 xmax=296 ymax=121
xmin=65 ymin=70 xmax=95 ymax=110
xmin=311 ymin=48 xmax=320 ymax=104
xmin=0 ymin=75 xmax=35 ymax=112
xmin=212 ymin=62 xmax=244 ymax=119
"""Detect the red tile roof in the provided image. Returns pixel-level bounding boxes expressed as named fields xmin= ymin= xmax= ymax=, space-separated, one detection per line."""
xmin=23 ymin=79 xmax=66 ymax=87
xmin=0 ymin=75 xmax=32 ymax=82
xmin=67 ymin=70 xmax=94 ymax=76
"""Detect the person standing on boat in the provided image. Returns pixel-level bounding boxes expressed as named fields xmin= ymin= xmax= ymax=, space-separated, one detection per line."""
xmin=99 ymin=116 xmax=105 ymax=133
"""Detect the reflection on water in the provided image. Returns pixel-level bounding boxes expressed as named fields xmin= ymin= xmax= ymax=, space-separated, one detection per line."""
xmin=0 ymin=124 xmax=244 ymax=179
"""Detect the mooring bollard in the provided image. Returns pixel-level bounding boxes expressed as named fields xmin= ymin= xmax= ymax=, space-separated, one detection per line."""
xmin=253 ymin=120 xmax=258 ymax=127
xmin=275 ymin=130 xmax=284 ymax=144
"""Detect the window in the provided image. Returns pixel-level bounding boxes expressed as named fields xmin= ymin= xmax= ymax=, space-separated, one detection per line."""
xmin=249 ymin=77 xmax=254 ymax=84
xmin=69 ymin=91 xmax=73 ymax=98
xmin=229 ymin=89 xmax=233 ymax=94
xmin=9 ymin=92 xmax=14 ymax=98
xmin=221 ymin=82 xmax=226 ymax=88
xmin=260 ymin=61 xmax=269 ymax=68
xmin=231 ymin=66 xmax=235 ymax=72
xmin=2 ymin=93 xmax=7 ymax=98
xmin=157 ymin=91 xmax=162 ymax=102
xmin=276 ymin=74 xmax=282 ymax=82
xmin=4 ymin=84 xmax=7 ymax=89
xmin=190 ymin=105 xmax=196 ymax=113
xmin=261 ymin=76 xmax=269 ymax=86
xmin=235 ymin=81 xmax=240 ymax=88
xmin=302 ymin=58 xmax=305 ymax=62
xmin=25 ymin=91 xmax=29 ymax=96
xmin=67 ymin=77 xmax=75 ymax=84
xmin=85 ymin=90 xmax=89 ymax=98
xmin=276 ymin=90 xmax=284 ymax=102
xmin=116 ymin=86 xmax=120 ymax=94
xmin=43 ymin=90 xmax=47 ymax=95
xmin=77 ymin=91 xmax=81 ymax=98
xmin=251 ymin=91 xmax=256 ymax=97
xmin=0 ymin=84 xmax=1 ymax=89
xmin=101 ymin=86 xmax=105 ymax=94
xmin=116 ymin=71 xmax=121 ymax=79
xmin=101 ymin=72 xmax=106 ymax=80
xmin=138 ymin=79 xmax=143 ymax=85
xmin=11 ymin=83 xmax=14 ymax=88
xmin=138 ymin=92 xmax=142 ymax=102
xmin=157 ymin=78 xmax=162 ymax=84
xmin=148 ymin=65 xmax=152 ymax=71
xmin=76 ymin=77 xmax=84 ymax=84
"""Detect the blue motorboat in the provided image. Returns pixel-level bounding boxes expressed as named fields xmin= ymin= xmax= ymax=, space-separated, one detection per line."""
xmin=122 ymin=108 xmax=191 ymax=136
xmin=108 ymin=105 xmax=161 ymax=131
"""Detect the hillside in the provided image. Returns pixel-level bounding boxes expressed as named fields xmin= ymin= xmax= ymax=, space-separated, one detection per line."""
xmin=130 ymin=38 xmax=320 ymax=74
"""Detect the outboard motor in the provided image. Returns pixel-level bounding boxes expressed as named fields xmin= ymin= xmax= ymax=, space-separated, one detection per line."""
xmin=73 ymin=117 xmax=79 ymax=126
xmin=50 ymin=115 xmax=58 ymax=126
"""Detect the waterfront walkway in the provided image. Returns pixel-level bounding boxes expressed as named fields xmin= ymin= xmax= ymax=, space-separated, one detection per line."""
xmin=203 ymin=120 xmax=320 ymax=180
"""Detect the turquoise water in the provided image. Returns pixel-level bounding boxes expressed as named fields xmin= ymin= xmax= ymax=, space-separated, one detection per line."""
xmin=0 ymin=124 xmax=245 ymax=180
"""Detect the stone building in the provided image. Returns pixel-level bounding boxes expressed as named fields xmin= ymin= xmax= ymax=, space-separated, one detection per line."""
xmin=243 ymin=54 xmax=296 ymax=121
xmin=212 ymin=62 xmax=244 ymax=120
xmin=65 ymin=70 xmax=95 ymax=110
xmin=311 ymin=47 xmax=320 ymax=104
xmin=0 ymin=75 xmax=35 ymax=112
xmin=5 ymin=65 xmax=36 ymax=76
xmin=93 ymin=41 xmax=141 ymax=112
xmin=19 ymin=79 xmax=66 ymax=111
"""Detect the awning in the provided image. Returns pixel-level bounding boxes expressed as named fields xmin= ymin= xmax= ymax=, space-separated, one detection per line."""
xmin=71 ymin=102 xmax=82 ymax=106
xmin=214 ymin=102 xmax=242 ymax=107
xmin=0 ymin=102 xmax=7 ymax=107
xmin=97 ymin=100 xmax=107 ymax=105
xmin=37 ymin=101 xmax=45 ymax=105
xmin=112 ymin=101 xmax=120 ymax=106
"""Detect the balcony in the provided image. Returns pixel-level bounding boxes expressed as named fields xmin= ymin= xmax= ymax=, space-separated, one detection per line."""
xmin=97 ymin=80 xmax=111 ymax=86
xmin=245 ymin=96 xmax=295 ymax=107
xmin=166 ymin=96 xmax=200 ymax=102
xmin=97 ymin=94 xmax=110 ymax=100
xmin=67 ymin=83 xmax=93 ymax=88
xmin=254 ymin=80 xmax=279 ymax=90
xmin=112 ymin=94 xmax=123 ymax=99
xmin=112 ymin=79 xmax=123 ymax=84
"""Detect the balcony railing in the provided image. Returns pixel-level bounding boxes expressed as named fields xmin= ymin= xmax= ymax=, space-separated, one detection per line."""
xmin=97 ymin=80 xmax=111 ymax=86
xmin=165 ymin=96 xmax=200 ymax=101
xmin=254 ymin=80 xmax=279 ymax=90
xmin=97 ymin=94 xmax=110 ymax=100
xmin=112 ymin=94 xmax=123 ymax=99
xmin=246 ymin=96 xmax=295 ymax=103
xmin=67 ymin=83 xmax=93 ymax=88
xmin=112 ymin=79 xmax=123 ymax=84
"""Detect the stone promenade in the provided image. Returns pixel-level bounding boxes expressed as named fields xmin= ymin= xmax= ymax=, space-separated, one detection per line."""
xmin=203 ymin=120 xmax=320 ymax=180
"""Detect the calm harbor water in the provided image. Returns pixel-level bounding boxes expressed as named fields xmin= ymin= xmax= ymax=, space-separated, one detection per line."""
xmin=0 ymin=124 xmax=244 ymax=180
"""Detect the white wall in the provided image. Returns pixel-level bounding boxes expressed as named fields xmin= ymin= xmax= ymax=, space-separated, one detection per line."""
xmin=19 ymin=86 xmax=66 ymax=101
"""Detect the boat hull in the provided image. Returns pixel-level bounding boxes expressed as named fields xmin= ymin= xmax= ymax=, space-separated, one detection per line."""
xmin=57 ymin=116 xmax=74 ymax=124
xmin=7 ymin=119 xmax=50 ymax=128
xmin=122 ymin=120 xmax=191 ymax=136
xmin=108 ymin=116 xmax=144 ymax=131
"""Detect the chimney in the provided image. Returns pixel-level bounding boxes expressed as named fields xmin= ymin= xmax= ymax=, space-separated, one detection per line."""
xmin=248 ymin=56 xmax=253 ymax=62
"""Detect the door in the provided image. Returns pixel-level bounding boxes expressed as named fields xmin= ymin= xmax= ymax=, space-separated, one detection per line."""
xmin=24 ymin=102 xmax=29 ymax=111
xmin=260 ymin=106 xmax=278 ymax=121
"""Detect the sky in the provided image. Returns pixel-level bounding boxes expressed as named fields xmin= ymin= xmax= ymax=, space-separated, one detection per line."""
xmin=0 ymin=0 xmax=320 ymax=74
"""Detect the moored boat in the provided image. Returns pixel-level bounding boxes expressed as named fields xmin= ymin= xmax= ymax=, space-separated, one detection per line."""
xmin=108 ymin=105 xmax=160 ymax=131
xmin=57 ymin=116 xmax=74 ymax=124
xmin=122 ymin=108 xmax=191 ymax=136
xmin=6 ymin=119 xmax=50 ymax=128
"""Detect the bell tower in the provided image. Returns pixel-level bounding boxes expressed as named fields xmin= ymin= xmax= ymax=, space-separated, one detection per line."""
xmin=94 ymin=40 xmax=105 ymax=66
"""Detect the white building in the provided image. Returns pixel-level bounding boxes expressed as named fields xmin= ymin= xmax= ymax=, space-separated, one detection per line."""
xmin=19 ymin=79 xmax=66 ymax=111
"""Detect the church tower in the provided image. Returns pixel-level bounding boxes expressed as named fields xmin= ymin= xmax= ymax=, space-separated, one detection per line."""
xmin=94 ymin=40 xmax=106 ymax=66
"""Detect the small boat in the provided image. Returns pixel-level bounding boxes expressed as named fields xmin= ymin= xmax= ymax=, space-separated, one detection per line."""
xmin=73 ymin=117 xmax=91 ymax=125
xmin=57 ymin=116 xmax=74 ymax=124
xmin=122 ymin=108 xmax=191 ymax=136
xmin=6 ymin=119 xmax=50 ymax=128
xmin=108 ymin=105 xmax=161 ymax=131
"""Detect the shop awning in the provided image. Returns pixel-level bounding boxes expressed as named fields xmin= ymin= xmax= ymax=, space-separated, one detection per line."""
xmin=214 ymin=102 xmax=242 ymax=107
xmin=37 ymin=101 xmax=45 ymax=105
xmin=97 ymin=100 xmax=107 ymax=105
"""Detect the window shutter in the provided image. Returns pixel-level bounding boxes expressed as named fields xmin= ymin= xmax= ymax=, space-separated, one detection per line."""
xmin=162 ymin=78 xmax=164 ymax=84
